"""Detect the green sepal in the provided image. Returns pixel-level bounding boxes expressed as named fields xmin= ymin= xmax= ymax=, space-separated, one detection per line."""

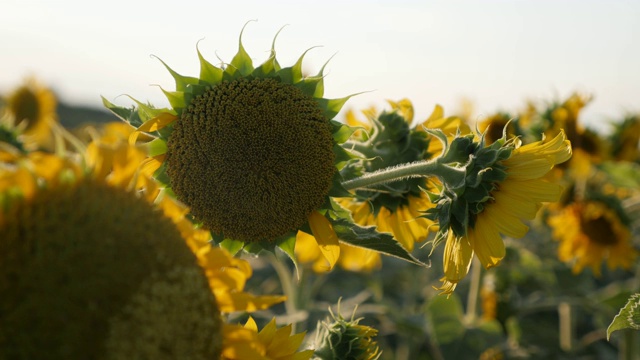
xmin=123 ymin=96 xmax=175 ymax=123
xmin=327 ymin=197 xmax=353 ymax=221
xmin=317 ymin=95 xmax=356 ymax=120
xmin=152 ymin=55 xmax=199 ymax=92
xmin=159 ymin=88 xmax=186 ymax=109
xmin=331 ymin=120 xmax=357 ymax=144
xmin=279 ymin=46 xmax=319 ymax=85
xmin=148 ymin=138 xmax=167 ymax=156
xmin=252 ymin=55 xmax=278 ymax=78
xmin=276 ymin=234 xmax=300 ymax=277
xmin=219 ymin=238 xmax=245 ymax=256
xmin=328 ymin=171 xmax=352 ymax=198
xmin=152 ymin=159 xmax=171 ymax=186
xmin=294 ymin=76 xmax=322 ymax=98
xmin=197 ymin=42 xmax=224 ymax=85
xmin=268 ymin=26 xmax=286 ymax=72
xmin=101 ymin=97 xmax=143 ymax=128
xmin=312 ymin=53 xmax=334 ymax=98
xmin=243 ymin=240 xmax=276 ymax=255
xmin=608 ymin=293 xmax=640 ymax=340
xmin=230 ymin=22 xmax=255 ymax=76
xmin=330 ymin=218 xmax=429 ymax=267
xmin=333 ymin=143 xmax=355 ymax=170
xmin=422 ymin=128 xmax=448 ymax=156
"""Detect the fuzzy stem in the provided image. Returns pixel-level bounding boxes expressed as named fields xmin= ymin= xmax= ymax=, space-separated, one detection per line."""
xmin=341 ymin=159 xmax=465 ymax=191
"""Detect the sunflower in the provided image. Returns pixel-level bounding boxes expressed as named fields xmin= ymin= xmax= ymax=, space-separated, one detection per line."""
xmin=2 ymin=77 xmax=57 ymax=149
xmin=222 ymin=317 xmax=313 ymax=360
xmin=609 ymin=115 xmax=640 ymax=162
xmin=548 ymin=200 xmax=636 ymax=276
xmin=477 ymin=112 xmax=518 ymax=145
xmin=0 ymin=128 xmax=284 ymax=358
xmin=104 ymin=24 xmax=371 ymax=270
xmin=334 ymin=100 xmax=467 ymax=266
xmin=428 ymin=131 xmax=572 ymax=294
xmin=314 ymin=308 xmax=381 ymax=360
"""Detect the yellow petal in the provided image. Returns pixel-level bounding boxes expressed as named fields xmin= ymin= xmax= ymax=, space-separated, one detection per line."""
xmin=308 ymin=211 xmax=340 ymax=271
xmin=442 ymin=231 xmax=474 ymax=283
xmin=137 ymin=112 xmax=178 ymax=132
xmin=244 ymin=317 xmax=259 ymax=332
xmin=257 ymin=318 xmax=278 ymax=345
xmin=470 ymin=215 xmax=505 ymax=269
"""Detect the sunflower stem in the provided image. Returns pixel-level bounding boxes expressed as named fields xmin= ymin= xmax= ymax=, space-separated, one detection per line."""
xmin=341 ymin=158 xmax=465 ymax=191
xmin=464 ymin=257 xmax=482 ymax=324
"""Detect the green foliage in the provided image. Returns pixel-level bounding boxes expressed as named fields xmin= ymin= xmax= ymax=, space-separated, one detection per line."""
xmin=608 ymin=293 xmax=640 ymax=340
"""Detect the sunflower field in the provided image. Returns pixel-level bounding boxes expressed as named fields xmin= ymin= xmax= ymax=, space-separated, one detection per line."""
xmin=2 ymin=26 xmax=640 ymax=360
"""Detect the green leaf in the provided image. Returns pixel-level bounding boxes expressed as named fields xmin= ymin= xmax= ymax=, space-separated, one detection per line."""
xmin=425 ymin=293 xmax=465 ymax=344
xmin=608 ymin=293 xmax=640 ymax=340
xmin=330 ymin=218 xmax=428 ymax=267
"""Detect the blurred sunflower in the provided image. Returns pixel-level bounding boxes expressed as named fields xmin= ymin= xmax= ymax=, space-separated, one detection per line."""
xmin=477 ymin=112 xmax=518 ymax=145
xmin=105 ymin=24 xmax=363 ymax=271
xmin=609 ymin=115 xmax=640 ymax=162
xmin=428 ymin=131 xmax=572 ymax=294
xmin=1 ymin=77 xmax=57 ymax=149
xmin=222 ymin=317 xmax=313 ymax=360
xmin=332 ymin=100 xmax=467 ymax=269
xmin=548 ymin=200 xmax=636 ymax=276
xmin=0 ymin=128 xmax=284 ymax=358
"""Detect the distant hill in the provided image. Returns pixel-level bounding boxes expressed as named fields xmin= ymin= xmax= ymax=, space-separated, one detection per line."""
xmin=57 ymin=102 xmax=120 ymax=129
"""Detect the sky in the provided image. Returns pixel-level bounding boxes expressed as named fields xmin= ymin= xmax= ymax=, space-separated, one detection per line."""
xmin=2 ymin=0 xmax=639 ymax=133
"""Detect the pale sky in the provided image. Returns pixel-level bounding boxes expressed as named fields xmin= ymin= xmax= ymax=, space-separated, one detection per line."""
xmin=2 ymin=0 xmax=639 ymax=133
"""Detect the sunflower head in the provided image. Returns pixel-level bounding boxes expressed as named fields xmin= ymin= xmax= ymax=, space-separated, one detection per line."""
xmin=105 ymin=24 xmax=357 ymax=252
xmin=2 ymin=77 xmax=57 ymax=149
xmin=0 ymin=150 xmax=223 ymax=359
xmin=549 ymin=196 xmax=636 ymax=276
xmin=609 ymin=115 xmax=640 ymax=162
xmin=477 ymin=112 xmax=519 ymax=145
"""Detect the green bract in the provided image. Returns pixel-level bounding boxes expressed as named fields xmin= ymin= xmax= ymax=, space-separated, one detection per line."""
xmin=343 ymin=110 xmax=431 ymax=214
xmin=424 ymin=132 xmax=514 ymax=245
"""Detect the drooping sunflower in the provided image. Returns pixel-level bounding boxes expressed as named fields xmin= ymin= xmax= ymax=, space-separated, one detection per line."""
xmin=104 ymin=25 xmax=418 ymax=271
xmin=1 ymin=77 xmax=57 ymax=149
xmin=428 ymin=131 xmax=572 ymax=294
xmin=222 ymin=317 xmax=313 ymax=360
xmin=548 ymin=200 xmax=636 ymax=276
xmin=334 ymin=100 xmax=468 ymax=262
xmin=0 ymin=130 xmax=284 ymax=358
